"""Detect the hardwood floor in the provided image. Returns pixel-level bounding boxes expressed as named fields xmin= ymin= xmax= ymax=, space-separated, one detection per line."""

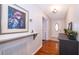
xmin=35 ymin=40 xmax=59 ymax=55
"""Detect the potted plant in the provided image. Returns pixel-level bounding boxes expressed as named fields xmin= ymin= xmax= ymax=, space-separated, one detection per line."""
xmin=64 ymin=29 xmax=77 ymax=40
xmin=64 ymin=29 xmax=67 ymax=34
xmin=67 ymin=30 xmax=77 ymax=40
xmin=64 ymin=29 xmax=69 ymax=36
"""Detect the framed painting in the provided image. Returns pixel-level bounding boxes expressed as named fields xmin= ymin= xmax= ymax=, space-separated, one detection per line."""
xmin=68 ymin=22 xmax=72 ymax=30
xmin=0 ymin=4 xmax=29 ymax=34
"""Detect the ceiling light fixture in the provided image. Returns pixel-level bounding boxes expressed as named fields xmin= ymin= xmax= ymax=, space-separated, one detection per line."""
xmin=50 ymin=5 xmax=62 ymax=13
xmin=52 ymin=9 xmax=57 ymax=13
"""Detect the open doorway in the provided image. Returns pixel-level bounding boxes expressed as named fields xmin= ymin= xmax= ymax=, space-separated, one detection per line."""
xmin=42 ymin=17 xmax=48 ymax=41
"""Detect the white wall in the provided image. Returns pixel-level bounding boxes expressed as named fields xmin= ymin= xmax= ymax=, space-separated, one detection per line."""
xmin=0 ymin=4 xmax=47 ymax=54
xmin=66 ymin=5 xmax=79 ymax=41
xmin=51 ymin=19 xmax=65 ymax=38
xmin=50 ymin=5 xmax=68 ymax=39
xmin=15 ymin=4 xmax=48 ymax=54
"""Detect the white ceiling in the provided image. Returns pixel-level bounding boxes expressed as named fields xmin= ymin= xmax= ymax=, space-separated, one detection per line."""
xmin=37 ymin=4 xmax=69 ymax=20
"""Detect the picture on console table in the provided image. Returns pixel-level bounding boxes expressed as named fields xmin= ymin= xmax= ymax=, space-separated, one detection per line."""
xmin=0 ymin=4 xmax=29 ymax=34
xmin=68 ymin=22 xmax=72 ymax=30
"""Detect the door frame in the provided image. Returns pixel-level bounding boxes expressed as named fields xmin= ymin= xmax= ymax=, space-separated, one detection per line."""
xmin=42 ymin=16 xmax=48 ymax=40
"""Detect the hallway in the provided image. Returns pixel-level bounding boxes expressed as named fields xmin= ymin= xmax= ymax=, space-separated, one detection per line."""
xmin=0 ymin=4 xmax=79 ymax=55
xmin=35 ymin=40 xmax=59 ymax=55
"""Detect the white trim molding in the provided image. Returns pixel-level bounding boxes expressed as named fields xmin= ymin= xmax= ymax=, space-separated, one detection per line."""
xmin=32 ymin=44 xmax=42 ymax=55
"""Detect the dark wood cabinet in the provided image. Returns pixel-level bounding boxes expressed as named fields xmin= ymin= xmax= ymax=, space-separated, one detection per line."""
xmin=58 ymin=33 xmax=78 ymax=55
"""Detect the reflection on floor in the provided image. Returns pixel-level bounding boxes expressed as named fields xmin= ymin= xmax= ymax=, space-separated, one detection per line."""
xmin=35 ymin=40 xmax=59 ymax=55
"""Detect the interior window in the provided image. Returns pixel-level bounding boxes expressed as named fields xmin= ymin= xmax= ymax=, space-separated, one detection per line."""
xmin=55 ymin=23 xmax=59 ymax=31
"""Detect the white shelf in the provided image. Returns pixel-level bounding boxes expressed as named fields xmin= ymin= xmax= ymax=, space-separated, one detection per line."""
xmin=0 ymin=32 xmax=38 ymax=43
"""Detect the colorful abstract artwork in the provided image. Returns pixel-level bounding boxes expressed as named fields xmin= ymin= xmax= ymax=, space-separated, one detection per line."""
xmin=8 ymin=6 xmax=26 ymax=29
xmin=0 ymin=4 xmax=29 ymax=34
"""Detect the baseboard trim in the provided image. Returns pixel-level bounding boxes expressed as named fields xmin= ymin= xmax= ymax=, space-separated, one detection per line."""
xmin=32 ymin=44 xmax=42 ymax=55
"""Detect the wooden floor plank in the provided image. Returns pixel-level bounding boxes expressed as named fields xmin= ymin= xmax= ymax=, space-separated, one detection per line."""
xmin=35 ymin=40 xmax=59 ymax=55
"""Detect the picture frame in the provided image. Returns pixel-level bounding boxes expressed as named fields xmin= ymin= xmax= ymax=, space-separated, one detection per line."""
xmin=0 ymin=4 xmax=29 ymax=34
xmin=68 ymin=22 xmax=72 ymax=30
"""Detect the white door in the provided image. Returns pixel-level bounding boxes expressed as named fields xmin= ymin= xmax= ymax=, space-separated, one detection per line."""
xmin=42 ymin=17 xmax=48 ymax=40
